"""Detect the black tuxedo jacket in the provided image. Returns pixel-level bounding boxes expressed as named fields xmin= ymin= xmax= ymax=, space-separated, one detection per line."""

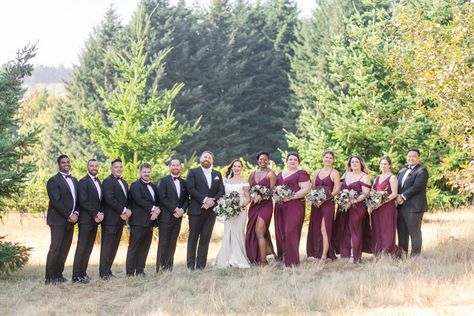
xmin=46 ymin=173 xmax=78 ymax=226
xmin=157 ymin=175 xmax=189 ymax=223
xmin=77 ymin=175 xmax=102 ymax=225
xmin=102 ymin=174 xmax=129 ymax=226
xmin=129 ymin=179 xmax=159 ymax=227
xmin=185 ymin=167 xmax=225 ymax=215
xmin=397 ymin=164 xmax=429 ymax=213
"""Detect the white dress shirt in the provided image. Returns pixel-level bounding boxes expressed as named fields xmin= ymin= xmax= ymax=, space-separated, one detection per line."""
xmin=60 ymin=172 xmax=77 ymax=214
xmin=145 ymin=182 xmax=155 ymax=202
xmin=401 ymin=164 xmax=417 ymax=200
xmin=172 ymin=176 xmax=181 ymax=198
xmin=117 ymin=178 xmax=127 ymax=197
xmin=201 ymin=166 xmax=212 ymax=189
xmin=88 ymin=173 xmax=101 ymax=199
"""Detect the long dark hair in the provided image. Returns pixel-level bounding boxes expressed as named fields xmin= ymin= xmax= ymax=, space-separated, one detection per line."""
xmin=225 ymin=159 xmax=243 ymax=179
xmin=346 ymin=155 xmax=369 ymax=174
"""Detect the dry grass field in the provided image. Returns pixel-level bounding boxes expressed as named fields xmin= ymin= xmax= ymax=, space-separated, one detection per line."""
xmin=1 ymin=209 xmax=474 ymax=315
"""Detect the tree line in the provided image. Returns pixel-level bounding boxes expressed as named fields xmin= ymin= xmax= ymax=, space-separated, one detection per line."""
xmin=1 ymin=0 xmax=473 ymax=217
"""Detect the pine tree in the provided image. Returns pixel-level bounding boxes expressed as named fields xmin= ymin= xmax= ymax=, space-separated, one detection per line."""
xmin=82 ymin=5 xmax=198 ymax=179
xmin=63 ymin=6 xmax=126 ymax=161
xmin=286 ymin=0 xmax=436 ymax=172
xmin=0 ymin=44 xmax=38 ymax=211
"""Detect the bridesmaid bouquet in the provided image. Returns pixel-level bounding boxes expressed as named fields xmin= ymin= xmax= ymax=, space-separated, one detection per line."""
xmin=213 ymin=191 xmax=243 ymax=218
xmin=365 ymin=189 xmax=389 ymax=213
xmin=307 ymin=188 xmax=328 ymax=207
xmin=273 ymin=185 xmax=294 ymax=204
xmin=334 ymin=189 xmax=359 ymax=212
xmin=248 ymin=185 xmax=273 ymax=200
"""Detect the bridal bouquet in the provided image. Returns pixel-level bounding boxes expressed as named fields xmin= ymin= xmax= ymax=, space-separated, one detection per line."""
xmin=307 ymin=188 xmax=329 ymax=207
xmin=248 ymin=184 xmax=273 ymax=200
xmin=334 ymin=189 xmax=359 ymax=212
xmin=273 ymin=185 xmax=294 ymax=204
xmin=365 ymin=189 xmax=388 ymax=212
xmin=213 ymin=191 xmax=243 ymax=218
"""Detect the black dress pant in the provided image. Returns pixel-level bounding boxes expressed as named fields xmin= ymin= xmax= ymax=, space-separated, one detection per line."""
xmin=397 ymin=211 xmax=424 ymax=256
xmin=45 ymin=223 xmax=74 ymax=280
xmin=125 ymin=225 xmax=153 ymax=275
xmin=157 ymin=218 xmax=182 ymax=272
xmin=72 ymin=224 xmax=98 ymax=278
xmin=99 ymin=224 xmax=123 ymax=277
xmin=186 ymin=210 xmax=216 ymax=270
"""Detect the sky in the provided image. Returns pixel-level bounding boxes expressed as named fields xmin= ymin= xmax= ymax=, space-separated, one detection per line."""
xmin=0 ymin=0 xmax=316 ymax=67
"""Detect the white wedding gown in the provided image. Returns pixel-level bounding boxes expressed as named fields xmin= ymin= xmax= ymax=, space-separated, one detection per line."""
xmin=215 ymin=182 xmax=250 ymax=268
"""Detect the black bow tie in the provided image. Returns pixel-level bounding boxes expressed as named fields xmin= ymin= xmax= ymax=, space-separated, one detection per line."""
xmin=141 ymin=179 xmax=152 ymax=185
xmin=93 ymin=177 xmax=99 ymax=182
xmin=407 ymin=166 xmax=413 ymax=170
xmin=172 ymin=176 xmax=181 ymax=181
xmin=63 ymin=174 xmax=71 ymax=179
xmin=115 ymin=176 xmax=123 ymax=180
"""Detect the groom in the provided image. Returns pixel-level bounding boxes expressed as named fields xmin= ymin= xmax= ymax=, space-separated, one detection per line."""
xmin=186 ymin=150 xmax=225 ymax=270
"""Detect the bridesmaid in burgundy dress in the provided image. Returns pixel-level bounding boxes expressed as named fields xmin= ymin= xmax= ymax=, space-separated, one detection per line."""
xmin=245 ymin=152 xmax=277 ymax=265
xmin=333 ymin=156 xmax=371 ymax=263
xmin=274 ymin=152 xmax=311 ymax=267
xmin=306 ymin=151 xmax=340 ymax=262
xmin=371 ymin=156 xmax=402 ymax=257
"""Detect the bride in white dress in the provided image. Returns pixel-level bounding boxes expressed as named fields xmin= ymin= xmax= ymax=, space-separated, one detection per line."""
xmin=215 ymin=159 xmax=251 ymax=268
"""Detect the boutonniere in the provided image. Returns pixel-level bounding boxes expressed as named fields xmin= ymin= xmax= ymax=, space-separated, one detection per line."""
xmin=214 ymin=176 xmax=220 ymax=180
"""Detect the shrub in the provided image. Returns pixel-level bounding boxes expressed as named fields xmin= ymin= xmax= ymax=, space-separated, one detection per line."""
xmin=0 ymin=236 xmax=32 ymax=276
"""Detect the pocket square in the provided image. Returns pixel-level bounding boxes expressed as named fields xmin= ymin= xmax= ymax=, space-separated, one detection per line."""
xmin=214 ymin=176 xmax=220 ymax=180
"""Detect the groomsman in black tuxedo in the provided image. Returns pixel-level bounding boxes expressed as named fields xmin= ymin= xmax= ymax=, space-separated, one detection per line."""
xmin=72 ymin=159 xmax=103 ymax=284
xmin=45 ymin=155 xmax=79 ymax=285
xmin=396 ymin=148 xmax=429 ymax=256
xmin=126 ymin=163 xmax=160 ymax=276
xmin=100 ymin=158 xmax=131 ymax=280
xmin=186 ymin=151 xmax=225 ymax=270
xmin=157 ymin=158 xmax=189 ymax=272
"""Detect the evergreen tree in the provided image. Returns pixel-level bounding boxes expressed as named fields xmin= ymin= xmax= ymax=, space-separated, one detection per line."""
xmin=0 ymin=44 xmax=38 ymax=211
xmin=290 ymin=0 xmax=364 ymax=111
xmin=286 ymin=1 xmax=434 ymax=170
xmin=63 ymin=6 xmax=126 ymax=161
xmin=82 ymin=6 xmax=198 ymax=180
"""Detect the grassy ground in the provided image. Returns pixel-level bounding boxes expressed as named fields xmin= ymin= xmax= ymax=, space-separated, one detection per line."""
xmin=1 ymin=209 xmax=474 ymax=315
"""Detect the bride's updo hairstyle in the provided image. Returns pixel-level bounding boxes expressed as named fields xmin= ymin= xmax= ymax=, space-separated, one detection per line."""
xmin=225 ymin=159 xmax=244 ymax=179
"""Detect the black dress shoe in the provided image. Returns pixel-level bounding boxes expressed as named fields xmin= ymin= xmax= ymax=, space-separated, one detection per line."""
xmin=100 ymin=275 xmax=109 ymax=281
xmin=72 ymin=277 xmax=90 ymax=284
xmin=56 ymin=276 xmax=68 ymax=283
xmin=136 ymin=272 xmax=146 ymax=277
xmin=84 ymin=275 xmax=91 ymax=281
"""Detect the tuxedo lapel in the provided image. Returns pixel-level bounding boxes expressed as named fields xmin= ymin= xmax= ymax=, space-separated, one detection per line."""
xmin=141 ymin=181 xmax=154 ymax=202
xmin=57 ymin=173 xmax=74 ymax=199
xmin=210 ymin=170 xmax=219 ymax=191
xmin=197 ymin=167 xmax=210 ymax=190
xmin=402 ymin=165 xmax=421 ymax=189
xmin=168 ymin=175 xmax=179 ymax=198
xmin=87 ymin=176 xmax=100 ymax=200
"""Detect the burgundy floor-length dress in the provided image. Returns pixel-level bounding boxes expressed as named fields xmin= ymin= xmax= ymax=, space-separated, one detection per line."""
xmin=245 ymin=176 xmax=275 ymax=264
xmin=274 ymin=170 xmax=310 ymax=267
xmin=371 ymin=176 xmax=402 ymax=257
xmin=333 ymin=176 xmax=372 ymax=263
xmin=306 ymin=170 xmax=336 ymax=260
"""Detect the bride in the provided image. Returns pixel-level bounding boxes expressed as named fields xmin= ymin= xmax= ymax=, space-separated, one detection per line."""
xmin=215 ymin=159 xmax=251 ymax=268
